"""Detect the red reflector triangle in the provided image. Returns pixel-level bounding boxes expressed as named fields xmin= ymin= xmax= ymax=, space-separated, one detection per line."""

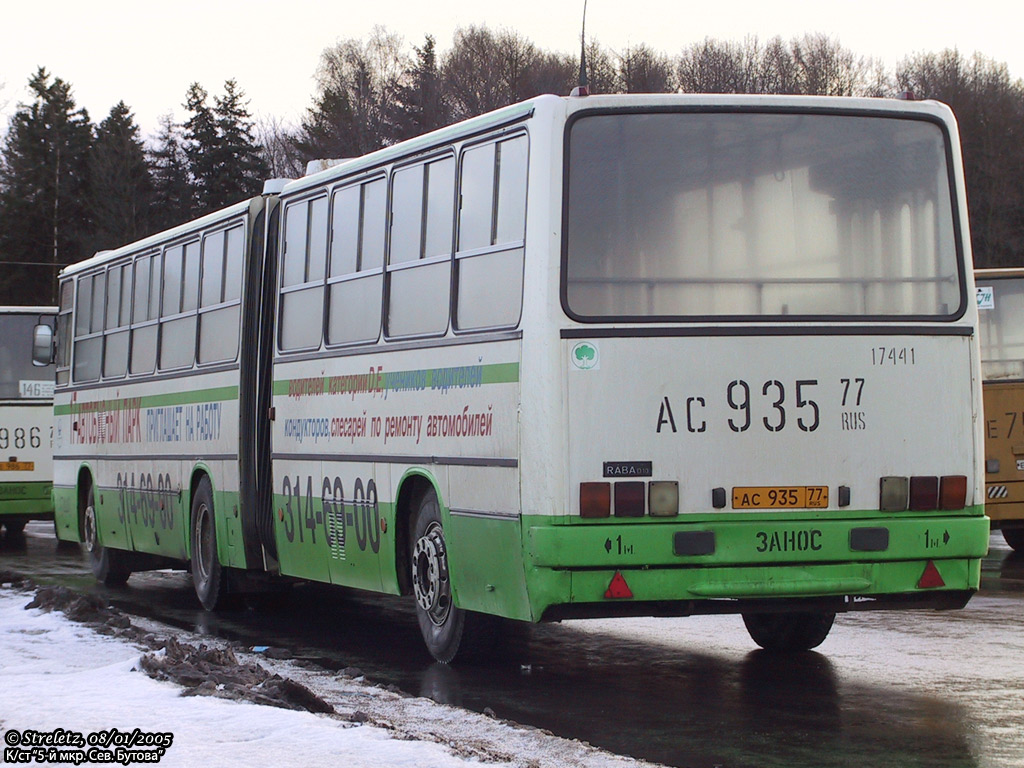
xmin=604 ymin=571 xmax=633 ymax=599
xmin=918 ymin=560 xmax=945 ymax=589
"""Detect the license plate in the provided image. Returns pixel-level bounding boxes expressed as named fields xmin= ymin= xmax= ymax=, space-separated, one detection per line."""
xmin=0 ymin=461 xmax=34 ymax=472
xmin=732 ymin=486 xmax=828 ymax=509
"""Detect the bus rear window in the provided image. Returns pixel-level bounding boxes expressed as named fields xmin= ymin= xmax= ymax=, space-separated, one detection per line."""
xmin=564 ymin=111 xmax=963 ymax=321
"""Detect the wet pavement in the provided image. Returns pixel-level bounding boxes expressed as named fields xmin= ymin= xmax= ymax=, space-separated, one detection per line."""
xmin=2 ymin=523 xmax=1022 ymax=768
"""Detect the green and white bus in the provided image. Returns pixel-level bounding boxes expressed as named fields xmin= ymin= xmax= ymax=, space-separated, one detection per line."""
xmin=43 ymin=93 xmax=989 ymax=661
xmin=1 ymin=306 xmax=56 ymax=533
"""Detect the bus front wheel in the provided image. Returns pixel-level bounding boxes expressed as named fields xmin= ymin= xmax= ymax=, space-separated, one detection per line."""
xmin=190 ymin=477 xmax=227 ymax=610
xmin=742 ymin=611 xmax=835 ymax=651
xmin=83 ymin=487 xmax=131 ymax=586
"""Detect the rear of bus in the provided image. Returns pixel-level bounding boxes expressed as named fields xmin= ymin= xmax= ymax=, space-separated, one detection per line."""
xmin=525 ymin=94 xmax=988 ymax=650
xmin=975 ymin=268 xmax=1024 ymax=551
xmin=0 ymin=307 xmax=57 ymax=534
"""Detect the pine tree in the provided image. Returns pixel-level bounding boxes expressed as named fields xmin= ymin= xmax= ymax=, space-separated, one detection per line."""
xmin=149 ymin=113 xmax=194 ymax=231
xmin=0 ymin=68 xmax=93 ymax=305
xmin=183 ymin=80 xmax=268 ymax=216
xmin=292 ymin=83 xmax=362 ymax=163
xmin=392 ymin=35 xmax=450 ymax=141
xmin=90 ymin=101 xmax=153 ymax=250
xmin=182 ymin=83 xmax=221 ymax=215
xmin=213 ymin=79 xmax=269 ymax=206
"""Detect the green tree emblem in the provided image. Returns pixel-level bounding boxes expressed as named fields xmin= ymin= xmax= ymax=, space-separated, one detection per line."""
xmin=571 ymin=342 xmax=598 ymax=369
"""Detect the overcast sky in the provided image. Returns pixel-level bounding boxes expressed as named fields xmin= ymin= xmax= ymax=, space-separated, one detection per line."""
xmin=1 ymin=0 xmax=1021 ymax=141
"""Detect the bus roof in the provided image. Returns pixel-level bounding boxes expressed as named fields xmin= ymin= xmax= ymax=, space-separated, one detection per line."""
xmin=59 ymin=199 xmax=254 ymax=279
xmin=280 ymin=91 xmax=957 ymax=198
xmin=281 ymin=96 xmax=546 ymax=198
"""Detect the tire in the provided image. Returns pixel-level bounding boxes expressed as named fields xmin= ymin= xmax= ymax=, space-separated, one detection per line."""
xmin=742 ymin=611 xmax=835 ymax=652
xmin=410 ymin=487 xmax=498 ymax=663
xmin=1001 ymin=527 xmax=1024 ymax=552
xmin=3 ymin=519 xmax=26 ymax=534
xmin=190 ymin=476 xmax=227 ymax=610
xmin=82 ymin=486 xmax=131 ymax=586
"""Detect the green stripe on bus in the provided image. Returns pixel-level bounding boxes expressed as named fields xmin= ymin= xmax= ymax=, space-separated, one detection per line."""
xmin=54 ymin=386 xmax=239 ymax=415
xmin=272 ymin=362 xmax=520 ymax=397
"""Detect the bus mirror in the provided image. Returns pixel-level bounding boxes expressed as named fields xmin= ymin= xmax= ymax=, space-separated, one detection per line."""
xmin=32 ymin=323 xmax=54 ymax=366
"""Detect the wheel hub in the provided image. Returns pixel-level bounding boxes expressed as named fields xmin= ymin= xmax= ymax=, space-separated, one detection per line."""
xmin=83 ymin=505 xmax=98 ymax=554
xmin=412 ymin=522 xmax=451 ymax=625
xmin=195 ymin=505 xmax=212 ymax=581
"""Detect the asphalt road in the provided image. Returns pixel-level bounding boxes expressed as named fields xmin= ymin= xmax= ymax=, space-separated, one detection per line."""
xmin=2 ymin=523 xmax=1021 ymax=768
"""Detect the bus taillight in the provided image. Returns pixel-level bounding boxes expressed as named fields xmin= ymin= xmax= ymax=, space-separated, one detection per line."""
xmin=580 ymin=480 xmax=679 ymax=517
xmin=909 ymin=476 xmax=939 ymax=510
xmin=939 ymin=476 xmax=968 ymax=510
xmin=881 ymin=474 xmax=968 ymax=511
xmin=614 ymin=482 xmax=645 ymax=517
xmin=580 ymin=482 xmax=611 ymax=518
xmin=880 ymin=476 xmax=909 ymax=511
xmin=649 ymin=481 xmax=679 ymax=517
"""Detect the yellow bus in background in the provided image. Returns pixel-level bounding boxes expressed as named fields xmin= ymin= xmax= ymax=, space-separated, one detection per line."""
xmin=976 ymin=268 xmax=1024 ymax=551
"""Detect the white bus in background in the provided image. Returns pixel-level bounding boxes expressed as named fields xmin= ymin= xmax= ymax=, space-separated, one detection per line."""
xmin=1 ymin=306 xmax=57 ymax=534
xmin=975 ymin=268 xmax=1024 ymax=550
xmin=45 ymin=93 xmax=989 ymax=662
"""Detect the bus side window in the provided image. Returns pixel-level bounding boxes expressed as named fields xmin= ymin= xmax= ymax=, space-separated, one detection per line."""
xmin=73 ymin=273 xmax=103 ymax=382
xmin=130 ymin=254 xmax=158 ymax=375
xmin=198 ymin=226 xmax=242 ymax=364
xmin=159 ymin=242 xmax=199 ymax=370
xmin=56 ymin=280 xmax=73 ymax=385
xmin=387 ymin=156 xmax=454 ymax=337
xmin=455 ymin=134 xmax=527 ymax=331
xmin=279 ymin=196 xmax=328 ymax=351
xmin=103 ymin=262 xmax=130 ymax=378
xmin=326 ymin=178 xmax=385 ymax=345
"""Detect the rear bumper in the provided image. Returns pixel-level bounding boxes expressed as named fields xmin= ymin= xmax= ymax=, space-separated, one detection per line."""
xmin=523 ymin=511 xmax=989 ymax=620
xmin=0 ymin=481 xmax=53 ymax=519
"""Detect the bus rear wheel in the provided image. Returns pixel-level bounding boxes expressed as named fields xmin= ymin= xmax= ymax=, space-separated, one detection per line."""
xmin=742 ymin=611 xmax=835 ymax=651
xmin=410 ymin=488 xmax=497 ymax=663
xmin=1001 ymin=526 xmax=1024 ymax=552
xmin=83 ymin=486 xmax=131 ymax=586
xmin=2 ymin=519 xmax=26 ymax=534
xmin=190 ymin=477 xmax=227 ymax=610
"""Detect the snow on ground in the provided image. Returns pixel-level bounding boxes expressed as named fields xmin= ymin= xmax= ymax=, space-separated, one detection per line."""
xmin=0 ymin=585 xmax=660 ymax=768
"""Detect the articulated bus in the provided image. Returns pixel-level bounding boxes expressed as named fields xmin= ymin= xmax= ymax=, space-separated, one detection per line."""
xmin=1 ymin=306 xmax=57 ymax=533
xmin=975 ymin=268 xmax=1024 ymax=550
xmin=42 ymin=93 xmax=989 ymax=661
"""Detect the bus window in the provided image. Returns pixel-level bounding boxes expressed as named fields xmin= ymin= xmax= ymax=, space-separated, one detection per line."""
xmin=387 ymin=156 xmax=454 ymax=337
xmin=326 ymin=179 xmax=384 ymax=345
xmin=279 ymin=196 xmax=328 ymax=351
xmin=159 ymin=242 xmax=198 ymax=370
xmin=455 ymin=135 xmax=527 ymax=330
xmin=565 ymin=112 xmax=960 ymax=321
xmin=73 ymin=273 xmax=103 ymax=382
xmin=198 ymin=225 xmax=243 ymax=364
xmin=130 ymin=254 xmax=158 ymax=375
xmin=55 ymin=281 xmax=72 ymax=385
xmin=103 ymin=263 xmax=130 ymax=378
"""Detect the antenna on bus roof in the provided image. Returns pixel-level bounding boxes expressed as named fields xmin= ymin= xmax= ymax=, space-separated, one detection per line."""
xmin=570 ymin=0 xmax=590 ymax=97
